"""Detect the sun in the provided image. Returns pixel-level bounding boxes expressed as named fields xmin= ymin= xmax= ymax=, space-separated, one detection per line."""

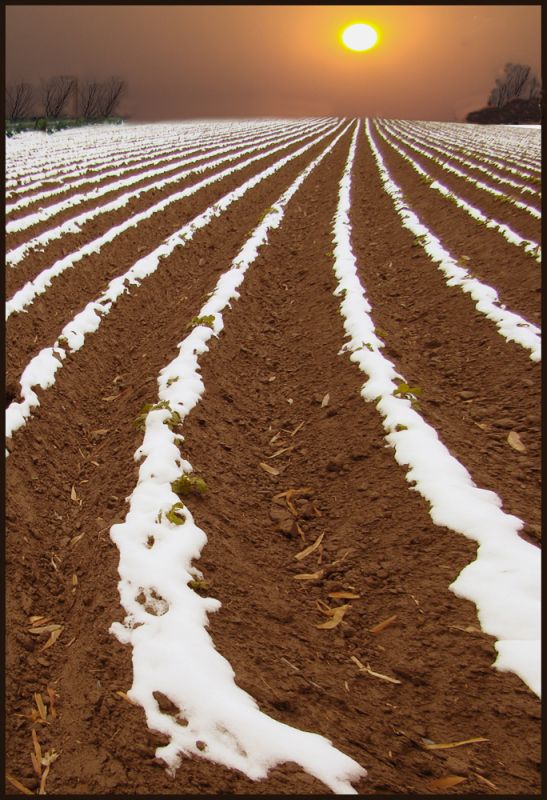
xmin=341 ymin=22 xmax=379 ymax=52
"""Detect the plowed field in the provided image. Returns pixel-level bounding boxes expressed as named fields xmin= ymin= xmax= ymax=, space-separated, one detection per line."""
xmin=5 ymin=118 xmax=541 ymax=796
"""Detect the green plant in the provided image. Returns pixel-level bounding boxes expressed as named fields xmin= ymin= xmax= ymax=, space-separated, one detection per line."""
xmin=186 ymin=314 xmax=215 ymax=331
xmin=166 ymin=502 xmax=185 ymax=525
xmin=393 ymin=381 xmax=422 ymax=409
xmin=171 ymin=474 xmax=208 ymax=497
xmin=166 ymin=376 xmax=179 ymax=387
xmin=188 ymin=577 xmax=210 ymax=593
xmin=135 ymin=400 xmax=181 ymax=431
xmin=395 ymin=424 xmax=408 ymax=432
xmin=57 ymin=335 xmax=69 ymax=348
xmin=362 ymin=342 xmax=374 ymax=352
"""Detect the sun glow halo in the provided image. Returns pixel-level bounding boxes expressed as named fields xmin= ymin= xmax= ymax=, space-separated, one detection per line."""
xmin=341 ymin=22 xmax=379 ymax=52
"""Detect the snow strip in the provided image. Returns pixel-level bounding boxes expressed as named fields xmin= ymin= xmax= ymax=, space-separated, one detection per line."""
xmin=382 ymin=120 xmax=541 ymax=219
xmin=6 ymin=120 xmax=339 ymax=318
xmin=6 ymin=119 xmax=335 ymax=267
xmin=5 ymin=122 xmax=348 ymax=443
xmin=365 ymin=121 xmax=541 ymax=362
xmin=374 ymin=121 xmax=541 ymax=263
xmin=108 ymin=120 xmax=365 ymax=793
xmin=331 ymin=119 xmax=540 ymax=698
xmin=6 ymin=119 xmax=328 ymax=230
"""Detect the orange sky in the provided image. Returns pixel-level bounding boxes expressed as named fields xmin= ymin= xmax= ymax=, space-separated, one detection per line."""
xmin=6 ymin=5 xmax=541 ymax=121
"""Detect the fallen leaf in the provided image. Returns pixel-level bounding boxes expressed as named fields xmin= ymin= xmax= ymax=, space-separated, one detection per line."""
xmin=70 ymin=485 xmax=79 ymax=502
xmin=369 ymin=614 xmax=398 ymax=634
xmin=316 ymin=604 xmax=350 ymax=629
xmin=91 ymin=428 xmax=109 ymax=436
xmin=294 ymin=532 xmax=324 ymax=561
xmin=40 ymin=627 xmax=63 ymax=651
xmin=102 ymin=394 xmax=119 ymax=402
xmin=34 ymin=693 xmax=47 ymax=722
xmin=328 ymin=591 xmax=360 ymax=600
xmin=41 ymin=750 xmax=59 ymax=767
xmin=422 ymin=737 xmax=488 ymax=750
xmin=70 ymin=532 xmax=85 ymax=546
xmin=259 ymin=462 xmax=280 ymax=476
xmin=350 ymin=656 xmax=402 ymax=684
xmin=287 ymin=398 xmax=293 ymax=405
xmin=293 ymin=569 xmax=325 ymax=581
xmin=28 ymin=624 xmax=62 ymax=635
xmin=39 ymin=763 xmax=51 ymax=794
xmin=5 ymin=774 xmax=34 ymax=795
xmin=507 ymin=430 xmax=526 ymax=452
xmin=290 ymin=421 xmax=305 ymax=436
xmin=273 ymin=487 xmax=312 ymax=500
xmin=32 ymin=728 xmax=42 ymax=773
xmin=115 ymin=690 xmax=137 ymax=705
xmin=269 ymin=431 xmax=282 ymax=445
xmin=427 ymin=775 xmax=466 ymax=791
xmin=321 ymin=393 xmax=330 ymax=407
xmin=268 ymin=445 xmax=294 ymax=459
xmin=473 ymin=772 xmax=497 ymax=790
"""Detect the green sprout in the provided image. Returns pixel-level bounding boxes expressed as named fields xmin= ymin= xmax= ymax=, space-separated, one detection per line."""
xmin=171 ymin=474 xmax=208 ymax=497
xmin=135 ymin=400 xmax=181 ymax=431
xmin=166 ymin=502 xmax=186 ymax=525
xmin=186 ymin=315 xmax=215 ymax=331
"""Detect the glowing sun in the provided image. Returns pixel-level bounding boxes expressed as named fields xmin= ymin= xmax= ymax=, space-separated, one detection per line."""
xmin=341 ymin=22 xmax=379 ymax=52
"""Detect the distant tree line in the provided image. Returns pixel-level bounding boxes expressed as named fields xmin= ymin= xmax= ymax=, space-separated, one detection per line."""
xmin=6 ymin=74 xmax=127 ymax=122
xmin=466 ymin=63 xmax=541 ymax=125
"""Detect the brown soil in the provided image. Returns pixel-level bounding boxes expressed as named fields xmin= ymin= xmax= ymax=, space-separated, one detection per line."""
xmin=5 ymin=120 xmax=541 ymax=796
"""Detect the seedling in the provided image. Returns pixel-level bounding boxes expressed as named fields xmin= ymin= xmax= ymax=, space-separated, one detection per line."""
xmin=171 ymin=474 xmax=208 ymax=497
xmin=166 ymin=502 xmax=186 ymax=525
xmin=188 ymin=577 xmax=210 ymax=593
xmin=395 ymin=424 xmax=408 ymax=432
xmin=393 ymin=381 xmax=422 ymax=409
xmin=362 ymin=342 xmax=374 ymax=352
xmin=186 ymin=315 xmax=215 ymax=331
xmin=135 ymin=400 xmax=181 ymax=431
xmin=166 ymin=376 xmax=179 ymax=387
xmin=57 ymin=335 xmax=68 ymax=348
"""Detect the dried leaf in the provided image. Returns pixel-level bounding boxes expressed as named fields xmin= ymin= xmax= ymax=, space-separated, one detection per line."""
xmin=268 ymin=445 xmax=294 ymax=459
xmin=40 ymin=627 xmax=63 ymax=651
xmin=315 ymin=604 xmax=349 ymax=629
xmin=32 ymin=728 xmax=42 ymax=770
xmin=369 ymin=614 xmax=398 ymax=634
xmin=34 ymin=693 xmax=47 ymax=722
xmin=507 ymin=430 xmax=526 ymax=452
xmin=350 ymin=655 xmax=402 ymax=684
xmin=328 ymin=591 xmax=360 ymax=600
xmin=294 ymin=532 xmax=324 ymax=561
xmin=290 ymin=421 xmax=305 ymax=436
xmin=293 ymin=569 xmax=325 ymax=581
xmin=69 ymin=532 xmax=85 ymax=546
xmin=422 ymin=737 xmax=488 ymax=750
xmin=273 ymin=487 xmax=312 ymax=500
xmin=31 ymin=751 xmax=42 ymax=778
xmin=29 ymin=615 xmax=48 ymax=624
xmin=259 ymin=462 xmax=280 ymax=476
xmin=28 ymin=624 xmax=62 ymax=635
xmin=41 ymin=750 xmax=59 ymax=767
xmin=5 ymin=773 xmax=35 ymax=795
xmin=39 ymin=763 xmax=51 ymax=794
xmin=473 ymin=772 xmax=497 ymax=790
xmin=295 ymin=521 xmax=306 ymax=541
xmin=91 ymin=428 xmax=109 ymax=436
xmin=102 ymin=394 xmax=119 ymax=402
xmin=321 ymin=393 xmax=330 ymax=407
xmin=90 ymin=460 xmax=101 ymax=467
xmin=427 ymin=775 xmax=466 ymax=791
xmin=269 ymin=431 xmax=282 ymax=445
xmin=70 ymin=485 xmax=79 ymax=502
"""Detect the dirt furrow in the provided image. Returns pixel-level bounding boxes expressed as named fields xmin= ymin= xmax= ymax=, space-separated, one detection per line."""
xmin=6 ymin=129 xmax=341 ymax=396
xmin=379 ymin=124 xmax=541 ymax=241
xmin=369 ymin=125 xmax=541 ymax=327
xmin=350 ymin=125 xmax=540 ymax=544
xmin=5 ymin=127 xmax=354 ymax=795
xmin=5 ymin=125 xmax=327 ymax=279
xmin=5 ymin=120 xmax=540 ymax=796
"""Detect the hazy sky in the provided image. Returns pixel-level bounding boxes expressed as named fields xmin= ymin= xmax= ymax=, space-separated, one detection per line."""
xmin=6 ymin=5 xmax=541 ymax=121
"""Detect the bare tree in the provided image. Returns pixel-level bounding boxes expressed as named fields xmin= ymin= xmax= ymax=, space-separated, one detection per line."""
xmin=6 ymin=82 xmax=34 ymax=120
xmin=41 ymin=75 xmax=76 ymax=118
xmin=487 ymin=63 xmax=536 ymax=107
xmin=79 ymin=79 xmax=102 ymax=119
xmin=96 ymin=76 xmax=126 ymax=118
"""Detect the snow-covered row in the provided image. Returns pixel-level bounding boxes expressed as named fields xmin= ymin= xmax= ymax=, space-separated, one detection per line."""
xmin=6 ymin=119 xmax=328 ymax=192
xmin=6 ymin=119 xmax=327 ymax=216
xmin=365 ymin=123 xmax=540 ymax=360
xmin=373 ymin=121 xmax=541 ymax=263
xmin=395 ymin=120 xmax=540 ymax=200
xmin=6 ymin=123 xmax=341 ymax=320
xmin=6 ymin=119 xmax=330 ymax=233
xmin=107 ymin=120 xmax=365 ymax=796
xmin=6 ymin=119 xmax=337 ymax=269
xmin=331 ymin=119 xmax=540 ymax=698
xmin=380 ymin=120 xmax=540 ymax=219
xmin=403 ymin=121 xmax=541 ymax=180
xmin=5 ymin=121 xmax=347 ymax=439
